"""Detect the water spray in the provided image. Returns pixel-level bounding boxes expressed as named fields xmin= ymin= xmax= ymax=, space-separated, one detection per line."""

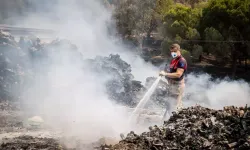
xmin=129 ymin=75 xmax=164 ymax=124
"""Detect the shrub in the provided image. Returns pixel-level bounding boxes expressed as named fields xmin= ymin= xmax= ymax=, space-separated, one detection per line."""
xmin=192 ymin=44 xmax=203 ymax=59
xmin=181 ymin=49 xmax=192 ymax=65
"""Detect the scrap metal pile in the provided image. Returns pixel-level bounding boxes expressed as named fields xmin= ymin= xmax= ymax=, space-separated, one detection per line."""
xmin=103 ymin=106 xmax=250 ymax=150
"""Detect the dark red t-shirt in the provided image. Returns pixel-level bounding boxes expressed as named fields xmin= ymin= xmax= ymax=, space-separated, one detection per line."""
xmin=165 ymin=56 xmax=187 ymax=81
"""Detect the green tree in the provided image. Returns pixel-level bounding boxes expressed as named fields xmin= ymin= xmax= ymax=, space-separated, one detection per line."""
xmin=133 ymin=0 xmax=157 ymax=38
xmin=200 ymin=0 xmax=250 ymax=77
xmin=182 ymin=49 xmax=192 ymax=65
xmin=113 ymin=0 xmax=157 ymax=39
xmin=185 ymin=0 xmax=207 ymax=8
xmin=113 ymin=0 xmax=137 ymax=37
xmin=160 ymin=3 xmax=202 ymax=54
xmin=155 ymin=0 xmax=174 ymax=18
xmin=203 ymin=27 xmax=230 ymax=58
xmin=192 ymin=44 xmax=203 ymax=59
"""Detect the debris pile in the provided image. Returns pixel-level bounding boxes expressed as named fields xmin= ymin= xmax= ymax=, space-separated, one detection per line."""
xmin=0 ymin=30 xmax=25 ymax=101
xmin=0 ymin=31 xmax=82 ymax=102
xmin=0 ymin=30 xmax=18 ymax=47
xmin=85 ymin=54 xmax=145 ymax=106
xmin=0 ymin=31 xmax=150 ymax=107
xmin=105 ymin=106 xmax=250 ymax=150
xmin=0 ymin=31 xmax=168 ymax=108
xmin=83 ymin=57 xmax=172 ymax=107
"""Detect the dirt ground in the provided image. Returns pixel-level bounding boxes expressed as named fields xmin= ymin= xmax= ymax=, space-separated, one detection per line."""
xmin=0 ymin=101 xmax=163 ymax=150
xmin=0 ymin=135 xmax=63 ymax=150
xmin=0 ymin=101 xmax=95 ymax=150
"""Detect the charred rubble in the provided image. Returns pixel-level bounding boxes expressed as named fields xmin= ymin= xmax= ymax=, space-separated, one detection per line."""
xmin=101 ymin=105 xmax=250 ymax=150
xmin=84 ymin=54 xmax=145 ymax=106
xmin=0 ymin=30 xmax=81 ymax=102
xmin=0 ymin=30 xmax=166 ymax=107
xmin=0 ymin=30 xmax=26 ymax=101
xmin=83 ymin=55 xmax=174 ymax=107
xmin=0 ymin=30 xmax=169 ymax=107
xmin=82 ymin=56 xmax=171 ymax=107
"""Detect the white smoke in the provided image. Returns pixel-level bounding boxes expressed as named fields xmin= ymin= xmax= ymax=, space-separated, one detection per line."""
xmin=15 ymin=0 xmax=157 ymax=144
xmin=9 ymin=0 xmax=250 ymax=147
xmin=184 ymin=73 xmax=250 ymax=109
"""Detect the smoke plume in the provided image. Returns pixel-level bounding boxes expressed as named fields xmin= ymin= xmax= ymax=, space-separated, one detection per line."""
xmin=13 ymin=0 xmax=157 ymax=143
xmin=8 ymin=0 xmax=250 ymax=145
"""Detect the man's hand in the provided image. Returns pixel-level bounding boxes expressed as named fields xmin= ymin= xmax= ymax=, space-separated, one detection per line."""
xmin=159 ymin=71 xmax=167 ymax=76
xmin=152 ymin=55 xmax=163 ymax=59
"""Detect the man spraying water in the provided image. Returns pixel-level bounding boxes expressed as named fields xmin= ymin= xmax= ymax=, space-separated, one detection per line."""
xmin=130 ymin=43 xmax=187 ymax=124
xmin=159 ymin=43 xmax=187 ymax=111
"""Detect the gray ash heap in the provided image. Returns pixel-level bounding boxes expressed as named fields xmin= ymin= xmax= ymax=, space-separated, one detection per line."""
xmin=84 ymin=54 xmax=145 ymax=106
xmin=0 ymin=30 xmax=81 ymax=102
xmin=0 ymin=31 xmax=145 ymax=104
xmin=0 ymin=30 xmax=26 ymax=101
xmin=84 ymin=55 xmax=173 ymax=107
xmin=103 ymin=106 xmax=250 ymax=150
xmin=0 ymin=30 xmax=168 ymax=108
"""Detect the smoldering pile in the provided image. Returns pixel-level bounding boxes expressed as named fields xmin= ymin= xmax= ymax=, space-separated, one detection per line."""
xmin=83 ymin=57 xmax=170 ymax=107
xmin=0 ymin=30 xmax=81 ymax=102
xmin=102 ymin=106 xmax=250 ymax=150
xmin=0 ymin=30 xmax=169 ymax=108
xmin=0 ymin=30 xmax=23 ymax=101
xmin=84 ymin=54 xmax=145 ymax=106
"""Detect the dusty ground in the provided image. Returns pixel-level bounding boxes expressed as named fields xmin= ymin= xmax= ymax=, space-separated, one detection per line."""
xmin=0 ymin=102 xmax=164 ymax=150
xmin=0 ymin=101 xmax=95 ymax=150
xmin=0 ymin=101 xmax=61 ymax=149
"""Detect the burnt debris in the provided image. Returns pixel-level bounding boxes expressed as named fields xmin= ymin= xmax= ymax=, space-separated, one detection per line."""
xmin=0 ymin=31 xmax=82 ymax=102
xmin=84 ymin=54 xmax=145 ymax=106
xmin=0 ymin=31 xmax=152 ymax=107
xmin=103 ymin=106 xmax=250 ymax=150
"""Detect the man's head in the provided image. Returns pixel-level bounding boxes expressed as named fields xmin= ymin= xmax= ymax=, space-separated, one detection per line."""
xmin=170 ymin=43 xmax=181 ymax=58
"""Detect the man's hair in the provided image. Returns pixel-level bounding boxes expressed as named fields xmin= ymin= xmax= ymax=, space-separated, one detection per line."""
xmin=170 ymin=43 xmax=181 ymax=50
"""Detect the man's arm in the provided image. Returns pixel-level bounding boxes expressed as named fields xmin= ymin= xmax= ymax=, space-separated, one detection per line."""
xmin=166 ymin=68 xmax=184 ymax=78
xmin=159 ymin=58 xmax=186 ymax=78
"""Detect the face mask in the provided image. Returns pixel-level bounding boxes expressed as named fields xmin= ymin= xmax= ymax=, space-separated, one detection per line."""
xmin=171 ymin=52 xmax=177 ymax=58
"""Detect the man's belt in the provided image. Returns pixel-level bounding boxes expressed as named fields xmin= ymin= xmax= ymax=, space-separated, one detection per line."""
xmin=168 ymin=78 xmax=185 ymax=85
